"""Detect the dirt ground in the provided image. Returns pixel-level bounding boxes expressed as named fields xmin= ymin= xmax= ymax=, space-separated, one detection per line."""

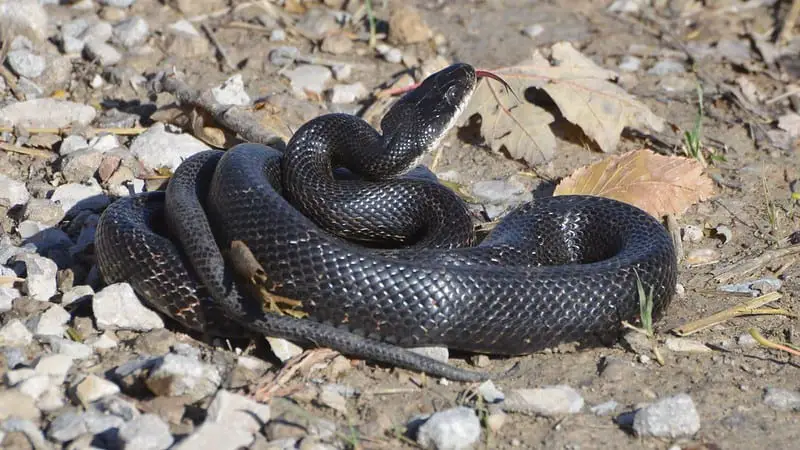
xmin=3 ymin=0 xmax=800 ymax=449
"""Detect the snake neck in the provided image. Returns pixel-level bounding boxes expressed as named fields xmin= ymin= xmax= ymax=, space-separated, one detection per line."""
xmin=283 ymin=113 xmax=427 ymax=180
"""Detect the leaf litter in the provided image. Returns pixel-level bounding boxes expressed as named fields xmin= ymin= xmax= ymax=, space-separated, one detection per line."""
xmin=554 ymin=149 xmax=715 ymax=218
xmin=458 ymin=41 xmax=665 ymax=165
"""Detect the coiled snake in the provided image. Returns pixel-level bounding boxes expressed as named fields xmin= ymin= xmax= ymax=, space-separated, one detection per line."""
xmin=95 ymin=64 xmax=677 ymax=381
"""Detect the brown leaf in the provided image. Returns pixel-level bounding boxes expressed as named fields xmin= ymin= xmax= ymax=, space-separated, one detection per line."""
xmin=553 ymin=149 xmax=715 ymax=218
xmin=460 ymin=42 xmax=665 ymax=164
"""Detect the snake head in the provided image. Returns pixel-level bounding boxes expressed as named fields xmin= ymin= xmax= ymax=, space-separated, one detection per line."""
xmin=381 ymin=63 xmax=477 ymax=159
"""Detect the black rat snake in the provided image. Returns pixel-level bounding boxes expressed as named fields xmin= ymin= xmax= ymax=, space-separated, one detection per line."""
xmin=95 ymin=64 xmax=677 ymax=381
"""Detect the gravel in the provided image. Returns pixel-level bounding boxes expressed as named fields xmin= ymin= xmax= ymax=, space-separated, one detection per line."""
xmin=416 ymin=407 xmax=481 ymax=450
xmin=144 ymin=353 xmax=222 ymax=402
xmin=117 ymin=413 xmax=175 ymax=450
xmin=6 ymin=49 xmax=46 ymax=78
xmin=93 ymin=282 xmax=165 ymax=331
xmin=129 ymin=122 xmax=211 ymax=172
xmin=501 ymin=386 xmax=585 ymax=416
xmin=0 ymin=174 xmax=30 ymax=208
xmin=632 ymin=393 xmax=701 ymax=438
xmin=0 ymin=98 xmax=96 ymax=128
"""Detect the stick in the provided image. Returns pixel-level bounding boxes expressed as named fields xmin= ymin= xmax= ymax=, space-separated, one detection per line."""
xmin=778 ymin=0 xmax=800 ymax=44
xmin=672 ymin=292 xmax=791 ymax=336
xmin=200 ymin=23 xmax=235 ymax=71
xmin=154 ymin=72 xmax=286 ymax=149
xmin=0 ymin=126 xmax=147 ymax=136
xmin=0 ymin=142 xmax=55 ymax=159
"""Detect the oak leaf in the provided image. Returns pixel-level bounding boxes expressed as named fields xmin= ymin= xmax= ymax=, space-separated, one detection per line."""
xmin=553 ymin=149 xmax=715 ymax=218
xmin=459 ymin=42 xmax=665 ymax=165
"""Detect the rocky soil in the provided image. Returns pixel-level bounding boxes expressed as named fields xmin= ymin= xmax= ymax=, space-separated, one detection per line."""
xmin=0 ymin=0 xmax=799 ymax=449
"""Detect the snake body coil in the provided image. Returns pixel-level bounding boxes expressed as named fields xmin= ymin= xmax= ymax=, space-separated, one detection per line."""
xmin=95 ymin=64 xmax=677 ymax=381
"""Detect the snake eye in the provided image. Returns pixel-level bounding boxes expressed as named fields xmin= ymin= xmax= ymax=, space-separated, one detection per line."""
xmin=444 ymin=85 xmax=459 ymax=105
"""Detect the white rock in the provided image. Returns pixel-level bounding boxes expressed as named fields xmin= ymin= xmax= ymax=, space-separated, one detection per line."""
xmin=0 ymin=174 xmax=30 ymax=208
xmin=59 ymin=135 xmax=90 ymax=156
xmin=0 ymin=319 xmax=32 ymax=347
xmin=0 ymin=0 xmax=49 ymax=42
xmin=331 ymin=63 xmax=351 ymax=80
xmin=284 ymin=64 xmax=332 ymax=97
xmin=73 ymin=375 xmax=120 ymax=404
xmin=86 ymin=331 xmax=118 ymax=350
xmin=763 ymin=387 xmax=800 ymax=411
xmin=478 ymin=380 xmax=505 ymax=403
xmin=619 ymin=55 xmax=642 ymax=72
xmin=6 ymin=49 xmax=46 ymax=78
xmin=384 ymin=47 xmax=403 ymax=63
xmin=173 ymin=421 xmax=253 ymax=450
xmin=84 ymin=41 xmax=122 ymax=66
xmin=145 ymin=353 xmax=221 ymax=402
xmin=34 ymin=354 xmax=73 ymax=382
xmin=416 ymin=407 xmax=481 ymax=450
xmin=211 ymin=74 xmax=251 ymax=106
xmin=0 ymin=286 xmax=19 ymax=312
xmin=93 ymin=282 xmax=164 ymax=331
xmin=118 ymin=414 xmax=175 ymax=450
xmin=502 ymin=386 xmax=585 ymax=416
xmin=169 ymin=19 xmax=200 ymax=36
xmin=17 ymin=254 xmax=58 ymax=301
xmin=88 ymin=134 xmax=120 ymax=152
xmin=47 ymin=337 xmax=93 ymax=359
xmin=266 ymin=337 xmax=303 ymax=362
xmin=330 ymin=82 xmax=368 ymax=104
xmin=80 ymin=21 xmax=113 ymax=45
xmin=18 ymin=374 xmax=53 ymax=400
xmin=129 ymin=123 xmax=211 ymax=172
xmin=0 ymin=98 xmax=96 ymax=128
xmin=33 ymin=304 xmax=70 ymax=337
xmin=5 ymin=368 xmax=36 ymax=386
xmin=206 ymin=390 xmax=271 ymax=434
xmin=61 ymin=148 xmax=104 ymax=183
xmin=112 ymin=16 xmax=149 ymax=49
xmin=61 ymin=285 xmax=94 ymax=307
xmin=50 ymin=181 xmax=109 ymax=214
xmin=633 ymin=393 xmax=700 ymax=438
xmin=36 ymin=386 xmax=65 ymax=412
xmin=17 ymin=220 xmax=47 ymax=239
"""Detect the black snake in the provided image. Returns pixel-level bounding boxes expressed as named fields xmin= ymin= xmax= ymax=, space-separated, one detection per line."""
xmin=95 ymin=63 xmax=677 ymax=381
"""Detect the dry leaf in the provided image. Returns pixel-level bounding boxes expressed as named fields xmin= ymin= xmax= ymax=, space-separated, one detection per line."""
xmin=553 ymin=149 xmax=715 ymax=218
xmin=460 ymin=42 xmax=665 ymax=164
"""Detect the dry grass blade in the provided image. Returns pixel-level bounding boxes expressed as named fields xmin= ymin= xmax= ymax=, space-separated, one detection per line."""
xmin=554 ymin=149 xmax=715 ymax=218
xmin=0 ymin=142 xmax=55 ymax=159
xmin=749 ymin=328 xmax=800 ymax=357
xmin=672 ymin=292 xmax=791 ymax=336
xmin=712 ymin=246 xmax=800 ymax=284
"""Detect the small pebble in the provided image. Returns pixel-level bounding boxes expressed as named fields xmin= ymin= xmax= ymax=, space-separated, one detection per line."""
xmin=93 ymin=282 xmax=165 ymax=331
xmin=502 ymin=386 xmax=584 ymax=416
xmin=618 ymin=55 xmax=641 ymax=72
xmin=211 ymin=74 xmax=251 ymax=106
xmin=33 ymin=304 xmax=70 ymax=337
xmin=73 ymin=374 xmax=120 ymax=405
xmin=0 ymin=174 xmax=31 ymax=208
xmin=50 ymin=181 xmax=109 ymax=215
xmin=0 ymin=319 xmax=33 ymax=347
xmin=590 ymin=400 xmax=619 ymax=415
xmin=206 ymin=390 xmax=271 ymax=434
xmin=266 ymin=337 xmax=303 ymax=362
xmin=84 ymin=41 xmax=122 ymax=66
xmin=763 ymin=387 xmax=800 ymax=411
xmin=6 ymin=49 xmax=46 ymax=78
xmin=522 ymin=24 xmax=544 ymax=38
xmin=330 ymin=82 xmax=368 ymax=104
xmin=112 ymin=16 xmax=149 ymax=49
xmin=647 ymin=59 xmax=686 ymax=76
xmin=129 ymin=123 xmax=211 ymax=172
xmin=172 ymin=421 xmax=253 ymax=450
xmin=632 ymin=393 xmax=701 ymax=438
xmin=117 ymin=413 xmax=175 ymax=450
xmin=416 ymin=407 xmax=481 ymax=450
xmin=145 ymin=353 xmax=222 ymax=402
xmin=284 ymin=64 xmax=332 ymax=98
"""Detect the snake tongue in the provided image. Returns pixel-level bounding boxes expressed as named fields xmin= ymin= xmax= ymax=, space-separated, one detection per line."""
xmin=475 ymin=69 xmax=522 ymax=103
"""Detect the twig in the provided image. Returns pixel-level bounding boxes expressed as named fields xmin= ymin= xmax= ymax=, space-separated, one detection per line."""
xmin=765 ymin=87 xmax=800 ymax=105
xmin=672 ymin=292 xmax=792 ymax=336
xmin=154 ymin=72 xmax=286 ymax=149
xmin=711 ymin=246 xmax=800 ymax=284
xmin=778 ymin=0 xmax=800 ymax=44
xmin=200 ymin=23 xmax=235 ymax=71
xmin=0 ymin=126 xmax=147 ymax=136
xmin=0 ymin=142 xmax=55 ymax=159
